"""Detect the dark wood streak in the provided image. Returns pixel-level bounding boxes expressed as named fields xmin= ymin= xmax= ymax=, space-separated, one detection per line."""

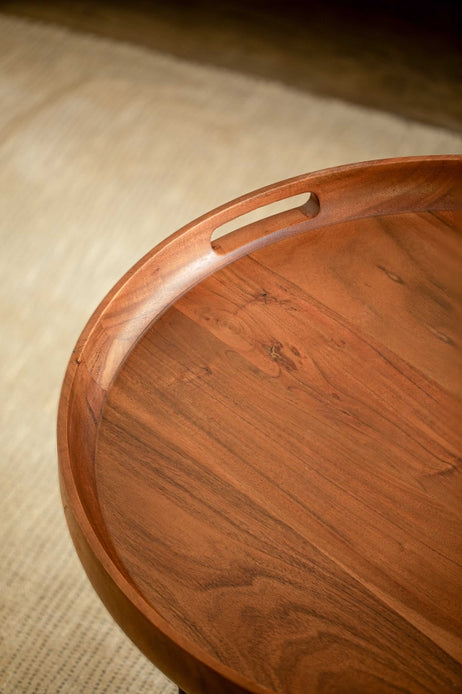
xmin=58 ymin=157 xmax=462 ymax=694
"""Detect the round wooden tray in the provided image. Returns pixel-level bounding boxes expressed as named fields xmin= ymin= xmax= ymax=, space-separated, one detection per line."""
xmin=58 ymin=157 xmax=462 ymax=694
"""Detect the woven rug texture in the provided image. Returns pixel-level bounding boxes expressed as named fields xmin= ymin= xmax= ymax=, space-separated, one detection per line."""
xmin=0 ymin=14 xmax=461 ymax=694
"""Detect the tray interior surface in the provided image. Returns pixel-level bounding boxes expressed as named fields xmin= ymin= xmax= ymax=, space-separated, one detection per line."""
xmin=94 ymin=209 xmax=462 ymax=692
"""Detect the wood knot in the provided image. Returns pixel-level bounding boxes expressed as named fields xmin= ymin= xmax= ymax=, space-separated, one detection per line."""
xmin=268 ymin=341 xmax=297 ymax=371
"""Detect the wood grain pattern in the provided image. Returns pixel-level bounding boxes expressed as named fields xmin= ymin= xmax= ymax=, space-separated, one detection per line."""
xmin=58 ymin=157 xmax=462 ymax=693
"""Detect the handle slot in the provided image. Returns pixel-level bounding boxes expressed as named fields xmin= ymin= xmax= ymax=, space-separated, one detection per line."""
xmin=211 ymin=191 xmax=320 ymax=255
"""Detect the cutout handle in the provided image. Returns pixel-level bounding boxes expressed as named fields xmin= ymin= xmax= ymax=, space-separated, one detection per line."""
xmin=210 ymin=191 xmax=320 ymax=255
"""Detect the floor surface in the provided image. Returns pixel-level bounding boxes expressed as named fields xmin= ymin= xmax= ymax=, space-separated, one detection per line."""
xmin=3 ymin=0 xmax=462 ymax=131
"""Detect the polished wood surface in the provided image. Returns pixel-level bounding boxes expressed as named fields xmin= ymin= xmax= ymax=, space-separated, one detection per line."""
xmin=58 ymin=157 xmax=462 ymax=693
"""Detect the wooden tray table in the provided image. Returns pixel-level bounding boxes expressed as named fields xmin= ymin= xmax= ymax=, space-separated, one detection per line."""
xmin=58 ymin=156 xmax=462 ymax=694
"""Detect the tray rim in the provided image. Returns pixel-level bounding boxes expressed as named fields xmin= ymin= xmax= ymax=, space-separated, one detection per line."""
xmin=57 ymin=155 xmax=462 ymax=694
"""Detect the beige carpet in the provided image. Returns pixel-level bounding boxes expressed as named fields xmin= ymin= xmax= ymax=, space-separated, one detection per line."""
xmin=0 ymin=14 xmax=461 ymax=694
